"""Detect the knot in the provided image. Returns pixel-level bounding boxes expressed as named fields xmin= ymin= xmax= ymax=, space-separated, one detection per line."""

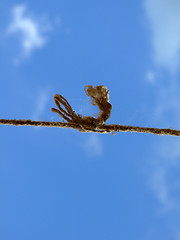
xmin=51 ymin=85 xmax=112 ymax=132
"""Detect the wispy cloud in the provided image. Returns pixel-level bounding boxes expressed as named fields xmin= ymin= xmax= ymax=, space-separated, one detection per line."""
xmin=149 ymin=165 xmax=180 ymax=213
xmin=32 ymin=88 xmax=50 ymax=121
xmin=84 ymin=134 xmax=103 ymax=157
xmin=145 ymin=0 xmax=180 ymax=75
xmin=144 ymin=0 xmax=180 ymax=237
xmin=145 ymin=0 xmax=180 ymax=122
xmin=145 ymin=70 xmax=156 ymax=84
xmin=6 ymin=4 xmax=52 ymax=62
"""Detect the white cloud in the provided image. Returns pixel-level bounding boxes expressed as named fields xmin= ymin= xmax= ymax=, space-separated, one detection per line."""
xmin=149 ymin=166 xmax=180 ymax=213
xmin=84 ymin=134 xmax=103 ymax=157
xmin=144 ymin=0 xmax=180 ymax=229
xmin=32 ymin=88 xmax=50 ymax=121
xmin=145 ymin=70 xmax=156 ymax=84
xmin=6 ymin=4 xmax=51 ymax=60
xmin=145 ymin=0 xmax=180 ymax=74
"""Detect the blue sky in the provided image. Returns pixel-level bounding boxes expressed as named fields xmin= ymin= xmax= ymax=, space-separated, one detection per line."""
xmin=1 ymin=0 xmax=180 ymax=239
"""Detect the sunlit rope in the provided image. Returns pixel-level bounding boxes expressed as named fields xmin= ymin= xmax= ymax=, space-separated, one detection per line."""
xmin=0 ymin=85 xmax=180 ymax=136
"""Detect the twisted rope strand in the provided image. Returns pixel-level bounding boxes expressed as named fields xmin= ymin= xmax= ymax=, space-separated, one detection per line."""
xmin=0 ymin=119 xmax=180 ymax=136
xmin=1 ymin=85 xmax=180 ymax=136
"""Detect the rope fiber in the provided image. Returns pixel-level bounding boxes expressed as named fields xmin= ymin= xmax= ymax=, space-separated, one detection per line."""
xmin=0 ymin=85 xmax=180 ymax=136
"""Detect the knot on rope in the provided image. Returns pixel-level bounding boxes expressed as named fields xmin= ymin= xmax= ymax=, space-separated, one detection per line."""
xmin=51 ymin=85 xmax=112 ymax=132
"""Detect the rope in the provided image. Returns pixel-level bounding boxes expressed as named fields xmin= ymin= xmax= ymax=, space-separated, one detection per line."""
xmin=0 ymin=85 xmax=179 ymax=136
xmin=0 ymin=119 xmax=180 ymax=136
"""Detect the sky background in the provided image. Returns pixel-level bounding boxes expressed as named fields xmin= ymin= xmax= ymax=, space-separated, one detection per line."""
xmin=1 ymin=0 xmax=180 ymax=239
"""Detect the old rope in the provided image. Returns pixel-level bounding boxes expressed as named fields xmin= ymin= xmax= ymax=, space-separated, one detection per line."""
xmin=0 ymin=85 xmax=180 ymax=136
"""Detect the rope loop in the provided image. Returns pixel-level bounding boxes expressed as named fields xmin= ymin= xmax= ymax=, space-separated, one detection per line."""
xmin=1 ymin=85 xmax=180 ymax=136
xmin=51 ymin=85 xmax=112 ymax=132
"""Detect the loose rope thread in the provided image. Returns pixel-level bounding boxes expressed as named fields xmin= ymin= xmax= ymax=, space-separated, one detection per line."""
xmin=0 ymin=85 xmax=180 ymax=136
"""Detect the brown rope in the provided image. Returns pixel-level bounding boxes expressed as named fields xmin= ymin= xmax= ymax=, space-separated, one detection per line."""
xmin=0 ymin=119 xmax=180 ymax=136
xmin=0 ymin=85 xmax=180 ymax=136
